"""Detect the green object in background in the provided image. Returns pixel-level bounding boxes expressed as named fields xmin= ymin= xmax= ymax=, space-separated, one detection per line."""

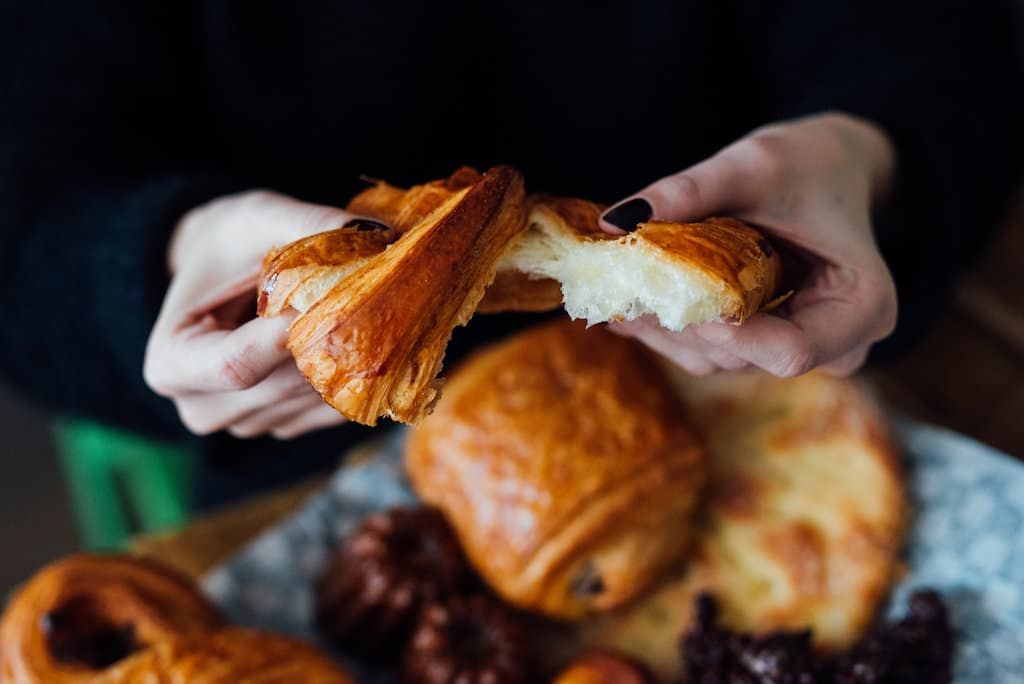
xmin=53 ymin=419 xmax=195 ymax=551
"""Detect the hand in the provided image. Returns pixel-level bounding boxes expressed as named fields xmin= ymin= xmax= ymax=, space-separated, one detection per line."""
xmin=144 ymin=190 xmax=353 ymax=438
xmin=601 ymin=112 xmax=897 ymax=377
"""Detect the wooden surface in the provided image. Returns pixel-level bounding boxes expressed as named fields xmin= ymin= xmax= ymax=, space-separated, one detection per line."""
xmin=873 ymin=191 xmax=1024 ymax=459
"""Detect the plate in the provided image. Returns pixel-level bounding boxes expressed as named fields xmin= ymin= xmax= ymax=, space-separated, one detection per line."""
xmin=204 ymin=422 xmax=1024 ymax=683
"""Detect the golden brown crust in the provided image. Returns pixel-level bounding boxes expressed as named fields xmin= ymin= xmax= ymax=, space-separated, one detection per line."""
xmin=285 ymin=165 xmax=526 ymax=425
xmin=512 ymin=199 xmax=783 ymax=324
xmin=475 ymin=270 xmax=563 ymax=313
xmin=91 ymin=628 xmax=353 ymax=684
xmin=405 ymin=320 xmax=707 ymax=620
xmin=552 ymin=649 xmax=653 ymax=684
xmin=579 ymin=370 xmax=907 ymax=679
xmin=0 ymin=555 xmax=226 ymax=684
xmin=347 ymin=166 xmax=483 ymax=234
xmin=638 ymin=217 xmax=782 ymax=321
xmin=258 ymin=226 xmax=395 ymax=317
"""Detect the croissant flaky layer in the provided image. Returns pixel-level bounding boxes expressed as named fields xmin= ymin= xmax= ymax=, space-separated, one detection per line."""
xmin=277 ymin=165 xmax=527 ymax=426
xmin=258 ymin=166 xmax=783 ymax=426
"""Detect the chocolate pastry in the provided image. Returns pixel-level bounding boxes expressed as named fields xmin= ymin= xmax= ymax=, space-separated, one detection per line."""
xmin=406 ymin=320 xmax=708 ymax=620
xmin=315 ymin=507 xmax=469 ymax=659
xmin=402 ymin=595 xmax=529 ymax=684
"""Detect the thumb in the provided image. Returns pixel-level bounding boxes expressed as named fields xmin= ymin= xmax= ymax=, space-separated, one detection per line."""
xmin=599 ymin=154 xmax=752 ymax=234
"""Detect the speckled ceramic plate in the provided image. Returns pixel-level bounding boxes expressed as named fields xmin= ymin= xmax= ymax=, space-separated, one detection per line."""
xmin=204 ymin=422 xmax=1024 ymax=683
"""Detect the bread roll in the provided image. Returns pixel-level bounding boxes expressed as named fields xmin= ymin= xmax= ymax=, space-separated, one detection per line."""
xmin=405 ymin=320 xmax=708 ymax=620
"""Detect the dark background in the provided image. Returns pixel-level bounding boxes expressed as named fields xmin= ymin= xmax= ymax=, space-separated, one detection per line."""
xmin=2 ymin=4 xmax=1023 ymax=595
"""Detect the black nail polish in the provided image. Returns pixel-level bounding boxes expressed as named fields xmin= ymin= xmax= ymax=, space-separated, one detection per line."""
xmin=343 ymin=218 xmax=391 ymax=232
xmin=601 ymin=198 xmax=653 ymax=232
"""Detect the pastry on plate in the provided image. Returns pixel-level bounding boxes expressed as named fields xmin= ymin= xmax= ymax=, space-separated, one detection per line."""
xmin=90 ymin=627 xmax=354 ymax=684
xmin=582 ymin=369 xmax=907 ymax=679
xmin=0 ymin=554 xmax=354 ymax=684
xmin=0 ymin=554 xmax=225 ymax=684
xmin=405 ymin=320 xmax=708 ymax=620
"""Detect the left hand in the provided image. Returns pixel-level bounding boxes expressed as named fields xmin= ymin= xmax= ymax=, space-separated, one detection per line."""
xmin=600 ymin=112 xmax=898 ymax=377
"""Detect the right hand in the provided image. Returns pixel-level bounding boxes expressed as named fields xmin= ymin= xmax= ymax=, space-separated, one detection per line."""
xmin=143 ymin=190 xmax=353 ymax=439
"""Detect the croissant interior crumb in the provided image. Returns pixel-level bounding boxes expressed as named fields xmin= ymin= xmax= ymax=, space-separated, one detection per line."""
xmin=499 ymin=227 xmax=727 ymax=331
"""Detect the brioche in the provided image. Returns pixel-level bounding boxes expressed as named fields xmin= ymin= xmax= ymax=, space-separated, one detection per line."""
xmin=404 ymin=320 xmax=708 ymax=620
xmin=582 ymin=370 xmax=906 ymax=679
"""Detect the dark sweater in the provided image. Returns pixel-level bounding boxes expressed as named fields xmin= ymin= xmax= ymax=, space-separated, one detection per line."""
xmin=1 ymin=2 xmax=1021 ymax=504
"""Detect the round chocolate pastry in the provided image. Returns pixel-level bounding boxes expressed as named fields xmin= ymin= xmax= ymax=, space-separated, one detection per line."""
xmin=315 ymin=506 xmax=469 ymax=659
xmin=402 ymin=595 xmax=529 ymax=684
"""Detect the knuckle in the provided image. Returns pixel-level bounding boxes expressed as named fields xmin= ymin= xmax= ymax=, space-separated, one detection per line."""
xmin=659 ymin=173 xmax=702 ymax=209
xmin=176 ymin=404 xmax=218 ymax=436
xmin=218 ymin=352 xmax=261 ymax=390
xmin=228 ymin=424 xmax=263 ymax=439
xmin=775 ymin=343 xmax=816 ymax=378
xmin=744 ymin=136 xmax=786 ymax=181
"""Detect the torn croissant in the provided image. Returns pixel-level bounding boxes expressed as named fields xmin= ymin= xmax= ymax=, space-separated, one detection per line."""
xmin=258 ymin=166 xmax=526 ymax=426
xmin=484 ymin=196 xmax=784 ymax=327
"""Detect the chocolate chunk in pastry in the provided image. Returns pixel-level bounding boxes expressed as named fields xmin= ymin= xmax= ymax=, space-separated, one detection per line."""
xmin=315 ymin=507 xmax=470 ymax=659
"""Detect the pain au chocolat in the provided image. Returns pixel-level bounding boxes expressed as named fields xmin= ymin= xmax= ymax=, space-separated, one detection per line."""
xmin=404 ymin=320 xmax=708 ymax=621
xmin=258 ymin=167 xmax=782 ymax=426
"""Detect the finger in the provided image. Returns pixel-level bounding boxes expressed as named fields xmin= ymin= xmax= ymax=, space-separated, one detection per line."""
xmin=610 ymin=319 xmax=717 ymax=376
xmin=150 ymin=315 xmax=294 ymax=395
xmin=703 ymin=348 xmax=750 ymax=371
xmin=692 ymin=314 xmax=817 ymax=378
xmin=600 ymin=153 xmax=753 ymax=233
xmin=819 ymin=343 xmax=870 ymax=377
xmin=175 ymin=363 xmax=311 ymax=435
xmin=227 ymin=391 xmax=324 ymax=439
xmin=271 ymin=402 xmax=347 ymax=440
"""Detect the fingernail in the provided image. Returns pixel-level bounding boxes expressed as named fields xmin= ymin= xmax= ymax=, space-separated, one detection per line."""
xmin=343 ymin=218 xmax=391 ymax=232
xmin=601 ymin=198 xmax=653 ymax=232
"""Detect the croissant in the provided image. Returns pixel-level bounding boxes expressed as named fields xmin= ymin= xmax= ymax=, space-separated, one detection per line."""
xmin=259 ymin=165 xmax=527 ymax=425
xmin=404 ymin=320 xmax=708 ymax=620
xmin=485 ymin=196 xmax=783 ymax=327
xmin=0 ymin=555 xmax=354 ymax=684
